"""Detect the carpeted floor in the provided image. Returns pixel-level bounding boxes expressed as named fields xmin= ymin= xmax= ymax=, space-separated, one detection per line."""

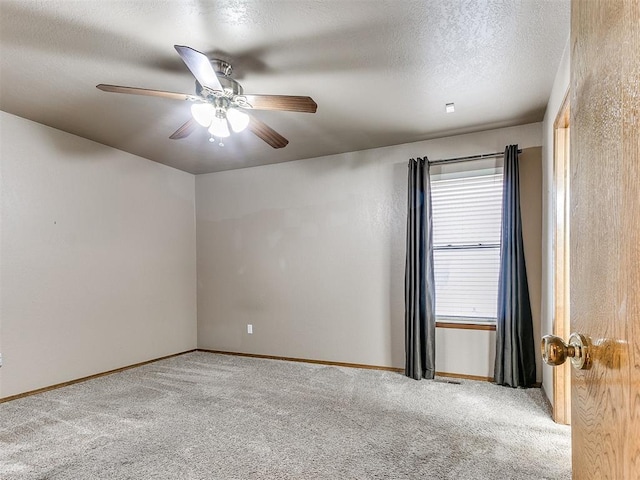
xmin=0 ymin=351 xmax=571 ymax=479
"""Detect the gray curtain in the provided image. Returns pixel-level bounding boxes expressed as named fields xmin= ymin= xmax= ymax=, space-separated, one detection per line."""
xmin=405 ymin=157 xmax=436 ymax=380
xmin=494 ymin=145 xmax=536 ymax=387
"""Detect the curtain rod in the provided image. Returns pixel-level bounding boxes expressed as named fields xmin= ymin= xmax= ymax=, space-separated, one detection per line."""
xmin=428 ymin=149 xmax=522 ymax=166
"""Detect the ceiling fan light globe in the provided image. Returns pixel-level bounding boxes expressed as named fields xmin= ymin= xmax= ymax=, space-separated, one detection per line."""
xmin=209 ymin=116 xmax=230 ymax=138
xmin=227 ymin=108 xmax=250 ymax=133
xmin=191 ymin=103 xmax=215 ymax=127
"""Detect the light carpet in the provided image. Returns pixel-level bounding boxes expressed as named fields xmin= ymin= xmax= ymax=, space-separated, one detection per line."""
xmin=0 ymin=351 xmax=571 ymax=479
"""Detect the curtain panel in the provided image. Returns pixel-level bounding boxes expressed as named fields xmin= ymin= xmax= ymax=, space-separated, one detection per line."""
xmin=405 ymin=157 xmax=436 ymax=380
xmin=494 ymin=145 xmax=537 ymax=387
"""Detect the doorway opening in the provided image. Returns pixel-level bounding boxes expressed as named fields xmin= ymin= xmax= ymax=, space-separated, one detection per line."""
xmin=552 ymin=91 xmax=571 ymax=425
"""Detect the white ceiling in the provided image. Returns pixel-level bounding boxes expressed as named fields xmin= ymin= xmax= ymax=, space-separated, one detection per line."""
xmin=0 ymin=1 xmax=570 ymax=174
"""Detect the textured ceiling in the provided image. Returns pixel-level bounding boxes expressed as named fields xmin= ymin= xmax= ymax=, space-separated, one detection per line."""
xmin=0 ymin=1 xmax=570 ymax=174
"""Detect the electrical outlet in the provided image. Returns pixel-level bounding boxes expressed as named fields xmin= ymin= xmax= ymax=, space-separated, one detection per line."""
xmin=247 ymin=324 xmax=253 ymax=334
xmin=0 ymin=353 xmax=3 ymax=367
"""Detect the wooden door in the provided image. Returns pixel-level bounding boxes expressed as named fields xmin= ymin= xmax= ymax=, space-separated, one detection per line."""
xmin=570 ymin=1 xmax=639 ymax=478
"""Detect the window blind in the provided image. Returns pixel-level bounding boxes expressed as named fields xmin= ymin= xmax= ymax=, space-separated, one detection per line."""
xmin=431 ymin=172 xmax=503 ymax=321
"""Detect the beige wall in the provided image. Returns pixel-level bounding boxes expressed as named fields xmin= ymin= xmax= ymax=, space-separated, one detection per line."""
xmin=520 ymin=147 xmax=544 ymax=382
xmin=0 ymin=113 xmax=545 ymax=398
xmin=0 ymin=112 xmax=197 ymax=398
xmin=196 ymin=123 xmax=543 ymax=379
xmin=541 ymin=39 xmax=571 ymax=404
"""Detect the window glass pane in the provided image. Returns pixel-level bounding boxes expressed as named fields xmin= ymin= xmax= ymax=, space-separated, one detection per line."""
xmin=432 ymin=173 xmax=503 ymax=246
xmin=433 ymin=247 xmax=500 ymax=319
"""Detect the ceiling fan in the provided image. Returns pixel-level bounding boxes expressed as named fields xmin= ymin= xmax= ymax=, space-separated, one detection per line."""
xmin=96 ymin=45 xmax=318 ymax=148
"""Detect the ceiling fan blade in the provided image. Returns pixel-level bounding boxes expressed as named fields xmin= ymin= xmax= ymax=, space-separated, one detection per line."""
xmin=96 ymin=84 xmax=197 ymax=101
xmin=243 ymin=94 xmax=317 ymax=113
xmin=169 ymin=118 xmax=198 ymax=140
xmin=174 ymin=45 xmax=223 ymax=92
xmin=248 ymin=115 xmax=289 ymax=149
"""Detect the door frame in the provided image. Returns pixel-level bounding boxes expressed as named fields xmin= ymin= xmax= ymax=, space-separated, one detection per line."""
xmin=552 ymin=90 xmax=571 ymax=425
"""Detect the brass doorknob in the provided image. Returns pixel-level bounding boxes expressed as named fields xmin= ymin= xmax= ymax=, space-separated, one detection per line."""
xmin=541 ymin=333 xmax=592 ymax=370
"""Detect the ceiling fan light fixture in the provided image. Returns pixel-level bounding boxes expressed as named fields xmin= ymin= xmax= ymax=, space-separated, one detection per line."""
xmin=226 ymin=108 xmax=250 ymax=133
xmin=209 ymin=116 xmax=230 ymax=138
xmin=191 ymin=102 xmax=215 ymax=127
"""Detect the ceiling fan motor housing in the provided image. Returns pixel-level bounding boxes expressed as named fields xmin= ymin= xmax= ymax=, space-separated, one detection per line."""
xmin=195 ymin=59 xmax=243 ymax=99
xmin=211 ymin=59 xmax=233 ymax=76
xmin=196 ymin=78 xmax=243 ymax=98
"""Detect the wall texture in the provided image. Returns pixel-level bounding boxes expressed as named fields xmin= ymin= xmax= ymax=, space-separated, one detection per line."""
xmin=0 ymin=112 xmax=197 ymax=398
xmin=518 ymin=146 xmax=544 ymax=382
xmin=196 ymin=123 xmax=543 ymax=378
xmin=541 ymin=39 xmax=571 ymax=404
xmin=0 ymin=114 xmax=544 ymax=398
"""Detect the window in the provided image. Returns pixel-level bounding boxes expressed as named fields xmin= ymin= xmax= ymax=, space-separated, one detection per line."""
xmin=431 ymin=167 xmax=503 ymax=323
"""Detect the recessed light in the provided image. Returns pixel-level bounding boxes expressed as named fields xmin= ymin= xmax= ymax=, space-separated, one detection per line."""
xmin=445 ymin=103 xmax=455 ymax=113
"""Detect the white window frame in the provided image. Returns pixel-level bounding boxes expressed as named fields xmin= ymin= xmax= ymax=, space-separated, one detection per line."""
xmin=430 ymin=160 xmax=504 ymax=325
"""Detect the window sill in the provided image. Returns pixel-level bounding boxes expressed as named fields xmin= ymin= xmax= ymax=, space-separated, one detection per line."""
xmin=436 ymin=321 xmax=496 ymax=331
